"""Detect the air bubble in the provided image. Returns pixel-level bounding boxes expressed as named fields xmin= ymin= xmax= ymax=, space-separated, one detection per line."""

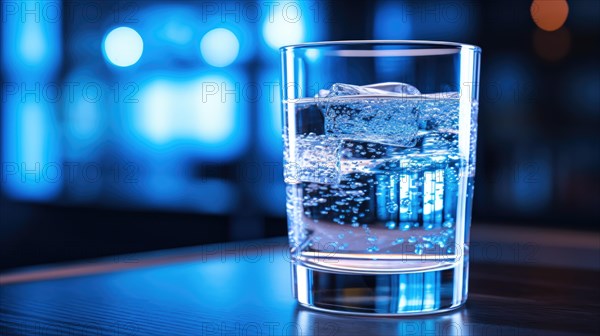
xmin=414 ymin=244 xmax=424 ymax=255
xmin=367 ymin=246 xmax=380 ymax=253
xmin=386 ymin=202 xmax=399 ymax=213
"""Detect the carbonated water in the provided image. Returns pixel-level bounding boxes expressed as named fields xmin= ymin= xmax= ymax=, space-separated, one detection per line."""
xmin=284 ymin=84 xmax=477 ymax=274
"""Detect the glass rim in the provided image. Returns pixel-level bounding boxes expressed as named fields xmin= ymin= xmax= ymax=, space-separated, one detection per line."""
xmin=280 ymin=40 xmax=481 ymax=53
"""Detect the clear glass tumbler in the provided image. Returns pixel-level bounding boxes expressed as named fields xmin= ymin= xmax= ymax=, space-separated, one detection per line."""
xmin=280 ymin=41 xmax=481 ymax=315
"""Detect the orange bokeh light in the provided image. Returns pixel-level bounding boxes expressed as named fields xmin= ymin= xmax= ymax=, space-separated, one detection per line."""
xmin=531 ymin=0 xmax=569 ymax=31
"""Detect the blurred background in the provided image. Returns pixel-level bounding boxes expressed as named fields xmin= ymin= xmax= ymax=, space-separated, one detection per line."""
xmin=1 ymin=0 xmax=598 ymax=270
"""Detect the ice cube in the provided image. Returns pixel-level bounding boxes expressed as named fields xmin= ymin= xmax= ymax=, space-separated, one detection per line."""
xmin=284 ymin=133 xmax=342 ymax=184
xmin=422 ymin=91 xmax=459 ymax=99
xmin=362 ymin=82 xmax=421 ymax=96
xmin=317 ymin=82 xmax=420 ymax=98
xmin=317 ymin=83 xmax=385 ymax=98
xmin=319 ymin=83 xmax=421 ymax=147
xmin=325 ymin=97 xmax=420 ymax=147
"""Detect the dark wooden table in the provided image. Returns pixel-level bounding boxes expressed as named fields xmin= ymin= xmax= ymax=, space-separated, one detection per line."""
xmin=1 ymin=225 xmax=599 ymax=336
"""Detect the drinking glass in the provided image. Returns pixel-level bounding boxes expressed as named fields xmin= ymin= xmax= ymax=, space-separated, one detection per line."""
xmin=280 ymin=41 xmax=481 ymax=315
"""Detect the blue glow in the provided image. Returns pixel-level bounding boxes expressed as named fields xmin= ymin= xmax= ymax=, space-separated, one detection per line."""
xmin=1 ymin=0 xmax=62 ymax=200
xmin=21 ymin=104 xmax=44 ymax=165
xmin=63 ymin=71 xmax=105 ymax=147
xmin=373 ymin=1 xmax=413 ymax=79
xmin=139 ymin=167 xmax=237 ymax=214
xmin=128 ymin=71 xmax=248 ymax=160
xmin=161 ymin=21 xmax=194 ymax=45
xmin=1 ymin=0 xmax=62 ymax=79
xmin=262 ymin=1 xmax=305 ymax=50
xmin=141 ymin=5 xmax=197 ymax=46
xmin=138 ymin=80 xmax=171 ymax=143
xmin=67 ymin=99 xmax=100 ymax=140
xmin=304 ymin=49 xmax=321 ymax=62
xmin=201 ymin=28 xmax=240 ymax=67
xmin=186 ymin=76 xmax=237 ymax=143
xmin=136 ymin=4 xmax=254 ymax=65
xmin=103 ymin=27 xmax=144 ymax=67
xmin=137 ymin=77 xmax=235 ymax=143
xmin=258 ymin=69 xmax=283 ymax=158
xmin=2 ymin=97 xmax=61 ymax=200
xmin=374 ymin=1 xmax=412 ymax=39
xmin=189 ymin=179 xmax=238 ymax=214
xmin=256 ymin=68 xmax=285 ymax=215
xmin=258 ymin=182 xmax=286 ymax=216
xmin=19 ymin=12 xmax=47 ymax=64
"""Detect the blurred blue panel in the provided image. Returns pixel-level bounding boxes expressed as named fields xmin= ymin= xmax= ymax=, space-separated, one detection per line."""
xmin=105 ymin=151 xmax=239 ymax=213
xmin=137 ymin=165 xmax=238 ymax=214
xmin=60 ymin=69 xmax=108 ymax=203
xmin=2 ymin=96 xmax=61 ymax=200
xmin=256 ymin=68 xmax=286 ymax=216
xmin=374 ymin=1 xmax=412 ymax=39
xmin=62 ymin=69 xmax=107 ymax=153
xmin=124 ymin=70 xmax=248 ymax=161
xmin=258 ymin=68 xmax=283 ymax=159
xmin=135 ymin=3 xmax=254 ymax=66
xmin=189 ymin=179 xmax=238 ymax=214
xmin=1 ymin=0 xmax=62 ymax=201
xmin=1 ymin=0 xmax=62 ymax=79
xmin=258 ymin=181 xmax=286 ymax=216
xmin=261 ymin=1 xmax=323 ymax=57
xmin=373 ymin=1 xmax=413 ymax=81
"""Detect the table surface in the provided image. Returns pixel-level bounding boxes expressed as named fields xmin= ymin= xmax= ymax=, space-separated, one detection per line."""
xmin=1 ymin=225 xmax=599 ymax=336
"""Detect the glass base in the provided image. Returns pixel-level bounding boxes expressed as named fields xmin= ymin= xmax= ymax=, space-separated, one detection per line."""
xmin=292 ymin=261 xmax=468 ymax=315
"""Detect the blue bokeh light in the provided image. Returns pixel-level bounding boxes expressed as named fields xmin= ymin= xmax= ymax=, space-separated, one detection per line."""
xmin=123 ymin=70 xmax=249 ymax=161
xmin=200 ymin=28 xmax=240 ymax=67
xmin=2 ymin=97 xmax=62 ymax=201
xmin=103 ymin=27 xmax=144 ymax=67
xmin=1 ymin=0 xmax=61 ymax=79
xmin=262 ymin=1 xmax=306 ymax=50
xmin=2 ymin=0 xmax=62 ymax=201
xmin=136 ymin=76 xmax=236 ymax=145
